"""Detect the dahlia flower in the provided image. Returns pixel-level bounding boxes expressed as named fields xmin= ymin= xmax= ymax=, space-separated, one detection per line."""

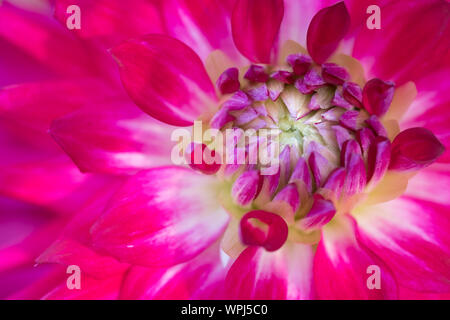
xmin=0 ymin=0 xmax=449 ymax=300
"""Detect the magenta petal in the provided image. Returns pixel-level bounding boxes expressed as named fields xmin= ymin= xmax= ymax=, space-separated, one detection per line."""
xmin=294 ymin=78 xmax=315 ymax=95
xmin=341 ymin=139 xmax=362 ymax=168
xmin=303 ymin=68 xmax=326 ymax=87
xmin=314 ymin=215 xmax=398 ymax=299
xmin=306 ymin=2 xmax=350 ymax=64
xmin=54 ymin=0 xmax=164 ymax=47
xmin=162 ymin=0 xmax=237 ymax=61
xmin=287 ymin=54 xmax=312 ymax=76
xmin=247 ymin=84 xmax=269 ymax=101
xmin=339 ymin=110 xmax=360 ymax=131
xmin=332 ymin=125 xmax=353 ymax=149
xmin=216 ymin=67 xmax=240 ymax=95
xmin=322 ymin=167 xmax=346 ymax=200
xmin=244 ymin=65 xmax=269 ymax=83
xmin=234 ymin=107 xmax=259 ymax=125
xmin=308 ymin=150 xmax=329 ymax=188
xmin=240 ymin=210 xmax=288 ymax=251
xmin=356 ymin=127 xmax=375 ymax=157
xmin=49 ymin=102 xmax=175 ymax=174
xmin=120 ymin=242 xmax=227 ymax=299
xmin=90 ymin=167 xmax=229 ymax=267
xmin=299 ymin=195 xmax=336 ymax=230
xmin=274 ymin=184 xmax=300 ymax=213
xmin=185 ymin=143 xmax=221 ymax=175
xmin=111 ymin=34 xmax=216 ymax=126
xmin=362 ymin=78 xmax=395 ymax=117
xmin=232 ymin=0 xmax=284 ymax=63
xmin=389 ymin=127 xmax=445 ymax=171
xmin=210 ymin=106 xmax=235 ymax=129
xmin=270 ymin=71 xmax=295 ymax=84
xmin=322 ymin=63 xmax=350 ymax=85
xmin=344 ymin=153 xmax=367 ymax=197
xmin=332 ymin=87 xmax=354 ymax=110
xmin=225 ymin=245 xmax=314 ymax=299
xmin=289 ymin=157 xmax=313 ymax=193
xmin=365 ymin=115 xmax=388 ymax=137
xmin=223 ymin=90 xmax=252 ymax=110
xmin=356 ymin=175 xmax=450 ymax=292
xmin=343 ymin=82 xmax=363 ymax=108
xmin=367 ymin=137 xmax=391 ymax=184
xmin=37 ymin=239 xmax=128 ymax=279
xmin=232 ymin=170 xmax=261 ymax=206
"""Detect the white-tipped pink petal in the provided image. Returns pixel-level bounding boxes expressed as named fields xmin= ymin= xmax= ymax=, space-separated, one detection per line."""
xmin=273 ymin=184 xmax=301 ymax=214
xmin=225 ymin=244 xmax=314 ymax=299
xmin=289 ymin=157 xmax=313 ymax=193
xmin=50 ymin=102 xmax=176 ymax=174
xmin=90 ymin=167 xmax=229 ymax=267
xmin=298 ymin=194 xmax=336 ymax=230
xmin=232 ymin=170 xmax=262 ymax=206
xmin=367 ymin=137 xmax=391 ymax=185
xmin=119 ymin=242 xmax=227 ymax=299
xmin=314 ymin=215 xmax=398 ymax=299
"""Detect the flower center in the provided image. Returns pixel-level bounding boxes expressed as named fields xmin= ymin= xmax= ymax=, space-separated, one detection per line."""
xmin=200 ymin=52 xmax=394 ymax=248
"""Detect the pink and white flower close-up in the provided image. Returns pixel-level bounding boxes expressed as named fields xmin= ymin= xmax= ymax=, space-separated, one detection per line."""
xmin=0 ymin=0 xmax=449 ymax=300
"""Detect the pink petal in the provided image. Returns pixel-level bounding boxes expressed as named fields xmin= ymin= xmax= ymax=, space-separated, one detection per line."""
xmin=232 ymin=170 xmax=261 ymax=206
xmin=225 ymin=244 xmax=314 ymax=299
xmin=343 ymin=152 xmax=367 ymax=197
xmin=279 ymin=0 xmax=336 ymax=47
xmin=91 ymin=167 xmax=229 ymax=267
xmin=308 ymin=150 xmax=330 ymax=188
xmin=314 ymin=215 xmax=398 ymax=299
xmin=0 ymin=80 xmax=115 ymax=149
xmin=289 ymin=157 xmax=313 ymax=193
xmin=223 ymin=90 xmax=252 ymax=110
xmin=365 ymin=115 xmax=388 ymax=137
xmin=341 ymin=139 xmax=362 ymax=168
xmin=306 ymin=2 xmax=350 ymax=64
xmin=111 ymin=34 xmax=217 ymax=126
xmin=240 ymin=210 xmax=288 ymax=251
xmin=298 ymin=194 xmax=336 ymax=230
xmin=355 ymin=170 xmax=450 ymax=292
xmin=332 ymin=125 xmax=353 ymax=149
xmin=367 ymin=137 xmax=391 ymax=184
xmin=120 ymin=242 xmax=227 ymax=299
xmin=287 ymin=54 xmax=312 ymax=76
xmin=343 ymin=81 xmax=363 ymax=108
xmin=244 ymin=65 xmax=269 ymax=83
xmin=185 ymin=142 xmax=222 ymax=175
xmin=322 ymin=63 xmax=349 ymax=85
xmin=0 ymin=4 xmax=107 ymax=77
xmin=389 ymin=127 xmax=445 ymax=171
xmin=54 ymin=0 xmax=164 ymax=47
xmin=232 ymin=0 xmax=284 ymax=63
xmin=36 ymin=239 xmax=128 ymax=279
xmin=162 ymin=0 xmax=239 ymax=61
xmin=339 ymin=110 xmax=360 ymax=131
xmin=322 ymin=167 xmax=346 ymax=201
xmin=362 ymin=78 xmax=395 ymax=117
xmin=216 ymin=68 xmax=240 ymax=95
xmin=50 ymin=101 xmax=176 ymax=174
xmin=352 ymin=0 xmax=450 ymax=85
